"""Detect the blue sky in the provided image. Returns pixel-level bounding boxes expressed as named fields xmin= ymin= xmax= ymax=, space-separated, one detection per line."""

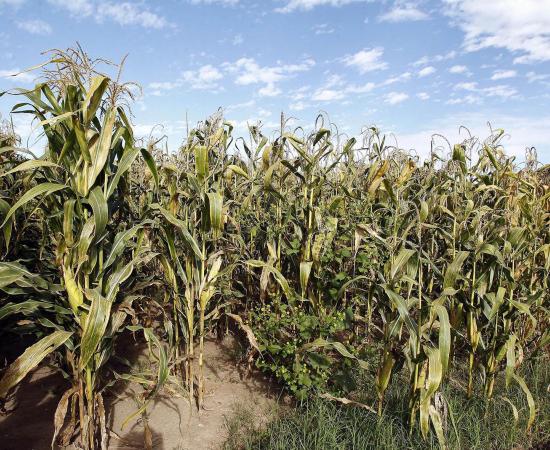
xmin=1 ymin=0 xmax=550 ymax=163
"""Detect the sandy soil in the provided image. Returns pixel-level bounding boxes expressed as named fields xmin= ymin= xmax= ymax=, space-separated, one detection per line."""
xmin=0 ymin=336 xmax=279 ymax=450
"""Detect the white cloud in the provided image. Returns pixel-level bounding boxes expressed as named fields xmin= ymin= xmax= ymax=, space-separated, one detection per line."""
xmin=323 ymin=74 xmax=345 ymax=88
xmin=16 ymin=19 xmax=52 ymax=35
xmin=311 ymin=75 xmax=376 ymax=102
xmin=224 ymin=57 xmax=315 ymax=97
xmin=526 ymin=71 xmax=550 ymax=83
xmin=417 ymin=92 xmax=430 ymax=100
xmin=413 ymin=51 xmax=456 ymax=67
xmin=47 ymin=0 xmax=170 ymax=29
xmin=454 ymin=81 xmax=477 ymax=91
xmin=149 ymin=81 xmax=180 ymax=91
xmin=182 ymin=64 xmax=223 ymax=89
xmin=444 ymin=0 xmax=550 ymax=63
xmin=453 ymin=81 xmax=518 ymax=99
xmin=311 ymin=74 xmax=375 ymax=102
xmin=288 ymin=85 xmax=311 ymax=100
xmin=310 ymin=69 xmax=410 ymax=104
xmin=149 ymin=65 xmax=223 ymax=94
xmin=385 ymin=91 xmax=409 ymax=104
xmin=276 ymin=0 xmax=368 ymax=13
xmin=342 ymin=47 xmax=387 ymax=74
xmin=446 ymin=94 xmax=481 ymax=105
xmin=189 ymin=0 xmax=239 ymax=5
xmin=47 ymin=0 xmax=93 ymax=17
xmin=346 ymin=82 xmax=376 ymax=94
xmin=0 ymin=68 xmax=34 ymax=83
xmin=418 ymin=66 xmax=436 ymax=77
xmin=290 ymin=100 xmax=309 ymax=111
xmin=312 ymin=89 xmax=345 ymax=101
xmin=133 ymin=121 xmax=185 ymax=139
xmin=0 ymin=0 xmax=26 ymax=6
xmin=258 ymin=84 xmax=282 ymax=97
xmin=149 ymin=57 xmax=314 ymax=98
xmin=381 ymin=72 xmax=412 ymax=86
xmin=188 ymin=0 xmax=240 ymax=6
xmin=232 ymin=34 xmax=244 ymax=45
xmin=483 ymin=85 xmax=518 ymax=98
xmin=490 ymin=69 xmax=517 ymax=80
xmin=99 ymin=2 xmax=169 ymax=28
xmin=378 ymin=3 xmax=429 ymax=23
xmin=449 ymin=64 xmax=468 ymax=74
xmin=226 ymin=100 xmax=255 ymax=111
xmin=312 ymin=23 xmax=335 ymax=34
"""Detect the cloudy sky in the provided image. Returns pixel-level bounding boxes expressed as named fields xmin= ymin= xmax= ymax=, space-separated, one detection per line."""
xmin=1 ymin=0 xmax=549 ymax=162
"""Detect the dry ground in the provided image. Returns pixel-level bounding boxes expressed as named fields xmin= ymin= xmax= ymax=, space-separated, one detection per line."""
xmin=0 ymin=336 xmax=279 ymax=450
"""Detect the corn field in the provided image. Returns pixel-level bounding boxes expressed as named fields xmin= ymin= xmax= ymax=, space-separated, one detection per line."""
xmin=0 ymin=49 xmax=549 ymax=449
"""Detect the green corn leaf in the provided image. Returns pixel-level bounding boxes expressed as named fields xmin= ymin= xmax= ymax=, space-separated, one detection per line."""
xmin=424 ymin=348 xmax=443 ymax=401
xmin=0 ymin=262 xmax=49 ymax=290
xmin=501 ymin=396 xmax=519 ymax=423
xmin=82 ymin=76 xmax=109 ymax=125
xmin=195 ymin=145 xmax=209 ymax=181
xmin=152 ymin=205 xmax=204 ymax=260
xmin=382 ymin=285 xmax=417 ymax=338
xmin=419 ymin=200 xmax=429 ymax=222
xmin=0 ymin=159 xmax=59 ymax=177
xmin=377 ymin=351 xmax=395 ymax=396
xmin=73 ymin=116 xmax=91 ymax=163
xmin=141 ymin=148 xmax=159 ymax=193
xmin=302 ymin=338 xmax=369 ymax=371
xmin=247 ymin=259 xmax=291 ymax=299
xmin=505 ymin=334 xmax=517 ymax=387
xmin=0 ymin=330 xmax=72 ymax=398
xmin=0 ymin=199 xmax=12 ymax=250
xmin=0 ymin=262 xmax=31 ymax=288
xmin=443 ymin=251 xmax=469 ymax=290
xmin=337 ymin=275 xmax=369 ymax=299
xmin=103 ymin=225 xmax=142 ymax=270
xmin=0 ymin=183 xmax=66 ymax=228
xmin=86 ymin=107 xmax=116 ymax=192
xmin=207 ymin=191 xmax=223 ymax=238
xmin=206 ymin=256 xmax=223 ymax=283
xmin=432 ymin=303 xmax=451 ymax=374
xmin=226 ymin=164 xmax=249 ymax=179
xmin=105 ymin=261 xmax=135 ymax=301
xmin=76 ymin=218 xmax=96 ymax=266
xmin=88 ymin=186 xmax=108 ymax=239
xmin=121 ymin=327 xmax=168 ymax=429
xmin=429 ymin=405 xmax=447 ymax=449
xmin=420 ymin=348 xmax=443 ymax=438
xmin=63 ymin=199 xmax=76 ymax=247
xmin=513 ymin=373 xmax=535 ymax=432
xmin=107 ymin=146 xmax=140 ymax=198
xmin=79 ymin=289 xmax=111 ymax=369
xmin=0 ymin=300 xmax=52 ymax=321
xmin=299 ymin=261 xmax=313 ymax=295
xmin=390 ymin=248 xmax=415 ymax=282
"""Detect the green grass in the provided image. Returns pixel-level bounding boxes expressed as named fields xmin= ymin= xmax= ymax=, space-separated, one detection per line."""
xmin=224 ymin=355 xmax=549 ymax=450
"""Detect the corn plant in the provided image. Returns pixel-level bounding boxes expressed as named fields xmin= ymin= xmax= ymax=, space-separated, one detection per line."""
xmin=0 ymin=49 xmax=162 ymax=449
xmin=147 ymin=114 xmax=230 ymax=410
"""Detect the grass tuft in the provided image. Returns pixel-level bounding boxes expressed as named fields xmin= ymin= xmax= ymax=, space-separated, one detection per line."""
xmin=224 ymin=355 xmax=550 ymax=450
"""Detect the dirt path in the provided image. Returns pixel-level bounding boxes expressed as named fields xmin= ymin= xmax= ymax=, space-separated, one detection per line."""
xmin=0 ymin=336 xmax=279 ymax=450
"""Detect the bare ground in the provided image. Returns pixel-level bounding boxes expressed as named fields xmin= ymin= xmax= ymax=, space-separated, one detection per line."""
xmin=0 ymin=336 xmax=280 ymax=450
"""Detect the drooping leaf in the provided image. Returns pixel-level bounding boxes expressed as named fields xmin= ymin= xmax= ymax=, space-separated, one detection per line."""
xmin=0 ymin=330 xmax=72 ymax=398
xmin=0 ymin=183 xmax=66 ymax=228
